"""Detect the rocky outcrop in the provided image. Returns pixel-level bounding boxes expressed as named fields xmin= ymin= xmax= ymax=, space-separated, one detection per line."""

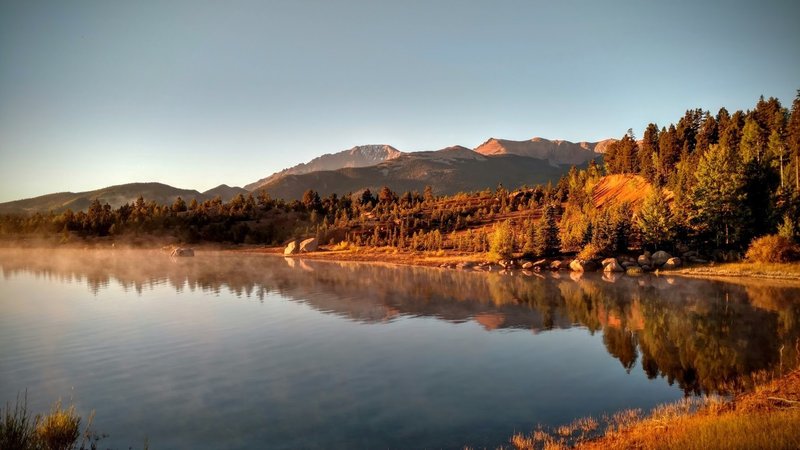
xmin=300 ymin=238 xmax=319 ymax=253
xmin=284 ymin=240 xmax=299 ymax=255
xmin=663 ymin=257 xmax=682 ymax=269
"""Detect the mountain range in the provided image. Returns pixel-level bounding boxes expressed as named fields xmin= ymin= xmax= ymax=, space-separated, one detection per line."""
xmin=0 ymin=137 xmax=611 ymax=214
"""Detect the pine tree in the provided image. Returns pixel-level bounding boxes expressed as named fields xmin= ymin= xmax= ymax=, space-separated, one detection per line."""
xmin=636 ymin=188 xmax=676 ymax=250
xmin=767 ymin=129 xmax=786 ymax=188
xmin=740 ymin=117 xmax=765 ymax=164
xmin=787 ymin=90 xmax=800 ymax=192
xmin=534 ymin=203 xmax=560 ymax=256
xmin=689 ymin=144 xmax=747 ymax=247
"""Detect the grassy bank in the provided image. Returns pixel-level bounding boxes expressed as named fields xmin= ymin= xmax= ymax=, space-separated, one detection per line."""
xmin=506 ymin=369 xmax=800 ymax=450
xmin=674 ymin=261 xmax=800 ymax=281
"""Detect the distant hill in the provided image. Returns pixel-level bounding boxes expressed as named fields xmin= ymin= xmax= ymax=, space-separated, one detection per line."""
xmin=0 ymin=182 xmax=207 ymax=215
xmin=245 ymin=144 xmax=403 ymax=191
xmin=253 ymin=146 xmax=597 ymax=200
xmin=474 ymin=137 xmax=615 ymax=166
xmin=202 ymin=184 xmax=249 ymax=202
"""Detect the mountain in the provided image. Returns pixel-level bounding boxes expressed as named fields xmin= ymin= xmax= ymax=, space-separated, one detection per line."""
xmin=474 ymin=137 xmax=615 ymax=166
xmin=0 ymin=182 xmax=206 ymax=215
xmin=245 ymin=144 xmax=403 ymax=191
xmin=251 ymin=146 xmax=595 ymax=201
xmin=202 ymin=184 xmax=249 ymax=202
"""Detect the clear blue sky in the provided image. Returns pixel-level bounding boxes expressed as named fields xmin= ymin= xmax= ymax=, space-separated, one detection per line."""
xmin=1 ymin=0 xmax=798 ymax=202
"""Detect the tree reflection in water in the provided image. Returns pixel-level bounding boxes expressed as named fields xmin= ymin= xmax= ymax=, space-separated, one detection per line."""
xmin=1 ymin=248 xmax=798 ymax=395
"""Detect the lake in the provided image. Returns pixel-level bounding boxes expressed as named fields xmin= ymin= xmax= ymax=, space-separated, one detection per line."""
xmin=1 ymin=249 xmax=798 ymax=449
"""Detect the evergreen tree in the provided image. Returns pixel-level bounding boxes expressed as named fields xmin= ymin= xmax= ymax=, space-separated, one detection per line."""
xmin=658 ymin=125 xmax=681 ymax=180
xmin=740 ymin=116 xmax=765 ymax=164
xmin=787 ymin=90 xmax=800 ymax=192
xmin=689 ymin=144 xmax=747 ymax=247
xmin=639 ymin=123 xmax=660 ymax=183
xmin=636 ymin=188 xmax=676 ymax=250
xmin=534 ymin=203 xmax=560 ymax=256
xmin=172 ymin=196 xmax=187 ymax=213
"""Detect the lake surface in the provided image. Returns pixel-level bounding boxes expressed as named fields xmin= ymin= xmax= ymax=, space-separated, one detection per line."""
xmin=1 ymin=249 xmax=799 ymax=449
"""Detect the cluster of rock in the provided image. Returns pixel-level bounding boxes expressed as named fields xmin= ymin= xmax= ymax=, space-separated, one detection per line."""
xmin=440 ymin=250 xmax=708 ymax=275
xmin=284 ymin=238 xmax=319 ymax=255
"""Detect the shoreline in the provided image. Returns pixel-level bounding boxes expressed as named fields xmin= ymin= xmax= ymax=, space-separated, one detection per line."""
xmin=238 ymin=245 xmax=800 ymax=283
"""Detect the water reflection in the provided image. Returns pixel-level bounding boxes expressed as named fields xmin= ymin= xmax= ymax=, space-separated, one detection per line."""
xmin=1 ymin=248 xmax=799 ymax=395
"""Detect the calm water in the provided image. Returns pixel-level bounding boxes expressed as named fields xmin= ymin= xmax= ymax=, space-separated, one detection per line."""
xmin=1 ymin=249 xmax=799 ymax=449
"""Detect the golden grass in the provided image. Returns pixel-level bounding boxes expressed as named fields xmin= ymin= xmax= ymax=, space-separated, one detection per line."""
xmin=508 ymin=369 xmax=800 ymax=450
xmin=677 ymin=261 xmax=800 ymax=281
xmin=35 ymin=400 xmax=81 ymax=450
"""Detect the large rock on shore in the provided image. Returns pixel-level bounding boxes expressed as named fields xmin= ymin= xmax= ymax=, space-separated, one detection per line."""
xmin=651 ymin=251 xmax=672 ymax=267
xmin=284 ymin=240 xmax=299 ymax=255
xmin=170 ymin=247 xmax=194 ymax=257
xmin=300 ymin=237 xmax=319 ymax=253
xmin=570 ymin=259 xmax=598 ymax=272
xmin=603 ymin=259 xmax=624 ymax=272
xmin=663 ymin=257 xmax=682 ymax=269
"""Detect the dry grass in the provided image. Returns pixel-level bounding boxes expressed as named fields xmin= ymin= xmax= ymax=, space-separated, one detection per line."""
xmin=677 ymin=261 xmax=800 ymax=281
xmin=506 ymin=369 xmax=800 ymax=450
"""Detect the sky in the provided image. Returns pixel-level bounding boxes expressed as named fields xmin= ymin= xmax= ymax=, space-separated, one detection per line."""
xmin=1 ymin=0 xmax=799 ymax=202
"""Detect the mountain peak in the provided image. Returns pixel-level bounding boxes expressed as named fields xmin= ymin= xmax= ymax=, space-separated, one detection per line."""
xmin=474 ymin=137 xmax=608 ymax=165
xmin=245 ymin=144 xmax=405 ymax=191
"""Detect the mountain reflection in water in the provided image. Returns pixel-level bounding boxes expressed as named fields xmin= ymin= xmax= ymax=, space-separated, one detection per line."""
xmin=2 ymin=249 xmax=798 ymax=397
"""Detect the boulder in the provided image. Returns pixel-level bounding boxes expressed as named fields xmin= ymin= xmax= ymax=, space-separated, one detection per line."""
xmin=570 ymin=259 xmax=598 ymax=272
xmin=284 ymin=240 xmax=299 ymax=255
xmin=170 ymin=247 xmax=194 ymax=257
xmin=637 ymin=254 xmax=652 ymax=266
xmin=682 ymin=250 xmax=699 ymax=258
xmin=299 ymin=237 xmax=319 ymax=253
xmin=603 ymin=260 xmax=624 ymax=272
xmin=640 ymin=264 xmax=653 ymax=272
xmin=626 ymin=266 xmax=644 ymax=275
xmin=550 ymin=260 xmax=564 ymax=271
xmin=651 ymin=251 xmax=672 ymax=267
xmin=532 ymin=259 xmax=548 ymax=268
xmin=621 ymin=261 xmax=637 ymax=268
xmin=663 ymin=257 xmax=682 ymax=269
xmin=601 ymin=257 xmax=619 ymax=267
xmin=521 ymin=261 xmax=534 ymax=270
xmin=456 ymin=261 xmax=475 ymax=270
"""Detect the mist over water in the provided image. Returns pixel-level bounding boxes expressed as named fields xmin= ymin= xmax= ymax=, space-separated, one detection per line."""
xmin=1 ymin=249 xmax=799 ymax=449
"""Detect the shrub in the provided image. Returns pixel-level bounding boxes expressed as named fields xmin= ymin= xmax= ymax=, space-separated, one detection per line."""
xmin=35 ymin=400 xmax=81 ymax=450
xmin=1 ymin=393 xmax=36 ymax=450
xmin=745 ymin=234 xmax=799 ymax=263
